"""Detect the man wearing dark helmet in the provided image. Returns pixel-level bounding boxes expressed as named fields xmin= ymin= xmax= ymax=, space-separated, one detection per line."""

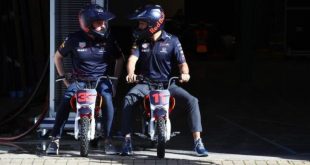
xmin=46 ymin=3 xmax=124 ymax=155
xmin=120 ymin=4 xmax=208 ymax=157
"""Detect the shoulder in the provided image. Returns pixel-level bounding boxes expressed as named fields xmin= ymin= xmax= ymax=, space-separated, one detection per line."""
xmin=66 ymin=30 xmax=85 ymax=41
xmin=59 ymin=31 xmax=85 ymax=50
xmin=162 ymin=31 xmax=180 ymax=43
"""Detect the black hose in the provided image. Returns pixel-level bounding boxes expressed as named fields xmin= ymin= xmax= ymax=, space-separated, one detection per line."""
xmin=0 ymin=141 xmax=27 ymax=152
xmin=0 ymin=96 xmax=48 ymax=142
xmin=0 ymin=0 xmax=49 ymax=127
xmin=0 ymin=0 xmax=50 ymax=141
xmin=0 ymin=50 xmax=49 ymax=141
xmin=0 ymin=57 xmax=49 ymax=126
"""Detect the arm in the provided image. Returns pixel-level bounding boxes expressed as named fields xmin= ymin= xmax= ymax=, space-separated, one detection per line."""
xmin=178 ymin=62 xmax=190 ymax=83
xmin=54 ymin=50 xmax=69 ymax=87
xmin=172 ymin=37 xmax=189 ymax=83
xmin=126 ymin=55 xmax=139 ymax=83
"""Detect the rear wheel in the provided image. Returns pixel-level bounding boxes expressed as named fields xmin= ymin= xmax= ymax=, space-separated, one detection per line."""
xmin=156 ymin=117 xmax=166 ymax=158
xmin=80 ymin=117 xmax=90 ymax=157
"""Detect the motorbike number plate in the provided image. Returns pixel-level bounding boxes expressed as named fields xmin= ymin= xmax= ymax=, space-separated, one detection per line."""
xmin=76 ymin=90 xmax=97 ymax=104
xmin=149 ymin=90 xmax=170 ymax=105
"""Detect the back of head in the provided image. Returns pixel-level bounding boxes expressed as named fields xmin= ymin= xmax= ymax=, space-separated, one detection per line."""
xmin=79 ymin=3 xmax=115 ymax=40
xmin=129 ymin=4 xmax=165 ymax=40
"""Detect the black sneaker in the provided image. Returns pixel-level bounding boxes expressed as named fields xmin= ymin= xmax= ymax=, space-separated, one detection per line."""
xmin=104 ymin=140 xmax=117 ymax=155
xmin=46 ymin=137 xmax=59 ymax=155
xmin=120 ymin=138 xmax=133 ymax=156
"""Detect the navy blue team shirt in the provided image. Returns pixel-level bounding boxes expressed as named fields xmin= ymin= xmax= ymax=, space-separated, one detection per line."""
xmin=58 ymin=30 xmax=121 ymax=79
xmin=132 ymin=30 xmax=186 ymax=81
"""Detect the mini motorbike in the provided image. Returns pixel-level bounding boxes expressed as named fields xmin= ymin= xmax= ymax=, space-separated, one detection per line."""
xmin=56 ymin=74 xmax=117 ymax=157
xmin=137 ymin=76 xmax=179 ymax=158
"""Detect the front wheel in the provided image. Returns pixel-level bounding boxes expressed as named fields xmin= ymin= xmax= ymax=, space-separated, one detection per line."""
xmin=156 ymin=117 xmax=166 ymax=158
xmin=80 ymin=117 xmax=90 ymax=157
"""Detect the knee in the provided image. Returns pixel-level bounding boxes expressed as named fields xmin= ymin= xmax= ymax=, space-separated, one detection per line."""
xmin=63 ymin=87 xmax=76 ymax=99
xmin=64 ymin=92 xmax=74 ymax=100
xmin=124 ymin=94 xmax=137 ymax=106
xmin=101 ymin=92 xmax=112 ymax=102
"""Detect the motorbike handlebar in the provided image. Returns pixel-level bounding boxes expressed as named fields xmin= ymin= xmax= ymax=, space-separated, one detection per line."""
xmin=55 ymin=73 xmax=73 ymax=82
xmin=55 ymin=76 xmax=67 ymax=82
xmin=55 ymin=73 xmax=118 ymax=89
xmin=136 ymin=75 xmax=179 ymax=89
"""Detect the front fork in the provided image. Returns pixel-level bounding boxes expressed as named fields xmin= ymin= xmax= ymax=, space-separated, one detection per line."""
xmin=74 ymin=108 xmax=96 ymax=140
xmin=149 ymin=110 xmax=171 ymax=141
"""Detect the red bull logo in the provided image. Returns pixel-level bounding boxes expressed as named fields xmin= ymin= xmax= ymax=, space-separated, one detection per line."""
xmin=149 ymin=12 xmax=165 ymax=34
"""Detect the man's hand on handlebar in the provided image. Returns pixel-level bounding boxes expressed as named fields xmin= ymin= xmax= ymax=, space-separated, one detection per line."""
xmin=126 ymin=73 xmax=138 ymax=83
xmin=59 ymin=73 xmax=71 ymax=87
xmin=56 ymin=74 xmax=70 ymax=87
xmin=179 ymin=73 xmax=190 ymax=83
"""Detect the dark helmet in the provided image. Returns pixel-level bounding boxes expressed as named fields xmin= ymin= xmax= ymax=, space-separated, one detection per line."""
xmin=129 ymin=4 xmax=165 ymax=40
xmin=79 ymin=4 xmax=115 ymax=40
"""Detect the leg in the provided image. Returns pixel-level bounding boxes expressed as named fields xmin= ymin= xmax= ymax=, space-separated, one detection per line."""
xmin=121 ymin=84 xmax=149 ymax=137
xmin=51 ymin=82 xmax=82 ymax=138
xmin=50 ymin=99 xmax=71 ymax=138
xmin=47 ymin=82 xmax=84 ymax=154
xmin=193 ymin=132 xmax=201 ymax=141
xmin=97 ymin=80 xmax=117 ymax=154
xmin=169 ymin=84 xmax=208 ymax=156
xmin=120 ymin=84 xmax=149 ymax=156
xmin=169 ymin=84 xmax=203 ymax=134
xmin=97 ymin=80 xmax=114 ymax=138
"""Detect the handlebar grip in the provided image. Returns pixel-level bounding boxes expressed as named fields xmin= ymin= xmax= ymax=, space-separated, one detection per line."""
xmin=171 ymin=76 xmax=180 ymax=80
xmin=108 ymin=77 xmax=118 ymax=80
xmin=55 ymin=75 xmax=66 ymax=82
xmin=98 ymin=76 xmax=118 ymax=80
